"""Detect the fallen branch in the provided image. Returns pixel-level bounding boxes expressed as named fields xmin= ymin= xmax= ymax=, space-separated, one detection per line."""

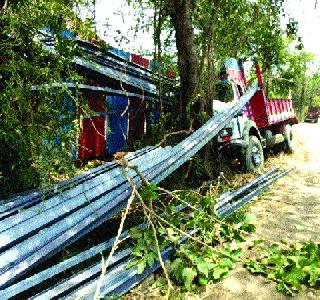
xmin=93 ymin=184 xmax=136 ymax=300
xmin=122 ymin=165 xmax=174 ymax=296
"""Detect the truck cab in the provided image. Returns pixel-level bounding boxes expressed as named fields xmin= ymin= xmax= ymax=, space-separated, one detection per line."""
xmin=213 ymin=58 xmax=298 ymax=172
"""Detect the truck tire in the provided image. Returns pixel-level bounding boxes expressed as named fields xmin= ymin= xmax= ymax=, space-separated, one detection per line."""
xmin=283 ymin=124 xmax=293 ymax=154
xmin=245 ymin=135 xmax=264 ymax=172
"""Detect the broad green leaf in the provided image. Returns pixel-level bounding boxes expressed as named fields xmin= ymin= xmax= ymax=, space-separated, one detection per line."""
xmin=230 ymin=248 xmax=242 ymax=261
xmin=170 ymin=258 xmax=185 ymax=282
xmin=195 ymin=259 xmax=210 ymax=277
xmin=244 ymin=214 xmax=257 ymax=224
xmin=167 ymin=227 xmax=179 ymax=243
xmin=182 ymin=267 xmax=197 ymax=290
xmin=307 ymin=264 xmax=319 ymax=287
xmin=137 ymin=260 xmax=147 ymax=274
xmin=276 ymin=281 xmax=294 ymax=296
xmin=126 ymin=259 xmax=139 ymax=269
xmin=283 ymin=266 xmax=306 ymax=290
xmin=245 ymin=260 xmax=266 ymax=274
xmin=146 ymin=252 xmax=157 ymax=267
xmin=212 ymin=266 xmax=229 ymax=279
xmin=140 ymin=184 xmax=159 ymax=202
xmin=198 ymin=276 xmax=208 ymax=286
xmin=268 ymin=254 xmax=287 ymax=267
xmin=220 ymin=257 xmax=234 ymax=269
xmin=129 ymin=228 xmax=143 ymax=239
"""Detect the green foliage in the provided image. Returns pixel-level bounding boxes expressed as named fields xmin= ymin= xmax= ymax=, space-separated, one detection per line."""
xmin=0 ymin=0 xmax=96 ymax=197
xmin=127 ymin=184 xmax=256 ymax=292
xmin=127 ymin=228 xmax=163 ymax=274
xmin=245 ymin=241 xmax=320 ymax=296
xmin=267 ymin=40 xmax=314 ymax=99
xmin=304 ymin=72 xmax=320 ymax=108
xmin=140 ymin=183 xmax=160 ymax=203
xmin=170 ymin=244 xmax=242 ymax=291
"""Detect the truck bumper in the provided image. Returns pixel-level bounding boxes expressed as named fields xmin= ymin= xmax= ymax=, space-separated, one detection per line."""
xmin=218 ymin=139 xmax=245 ymax=159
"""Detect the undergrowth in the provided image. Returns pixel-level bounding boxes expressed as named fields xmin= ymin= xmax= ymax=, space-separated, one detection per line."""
xmin=126 ymin=182 xmax=257 ymax=296
xmin=126 ymin=172 xmax=320 ymax=299
xmin=245 ymin=240 xmax=320 ymax=296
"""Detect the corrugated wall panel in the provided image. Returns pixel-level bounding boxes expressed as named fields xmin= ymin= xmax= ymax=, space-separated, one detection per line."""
xmin=78 ymin=80 xmax=107 ymax=160
xmin=106 ymin=96 xmax=129 ymax=155
xmin=128 ymin=99 xmax=146 ymax=142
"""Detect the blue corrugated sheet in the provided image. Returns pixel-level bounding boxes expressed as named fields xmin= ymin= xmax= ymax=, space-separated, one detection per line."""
xmin=60 ymin=30 xmax=76 ymax=40
xmin=149 ymin=60 xmax=160 ymax=72
xmin=108 ymin=47 xmax=131 ymax=61
xmin=106 ymin=96 xmax=129 ymax=154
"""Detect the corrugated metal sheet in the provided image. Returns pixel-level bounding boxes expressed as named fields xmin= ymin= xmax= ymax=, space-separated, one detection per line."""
xmin=129 ymin=99 xmax=146 ymax=142
xmin=0 ymin=83 xmax=259 ymax=297
xmin=106 ymin=96 xmax=129 ymax=154
xmin=131 ymin=54 xmax=150 ymax=69
xmin=108 ymin=47 xmax=131 ymax=61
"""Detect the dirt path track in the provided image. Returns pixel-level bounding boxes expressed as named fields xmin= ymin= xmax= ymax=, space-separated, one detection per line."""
xmin=203 ymin=122 xmax=320 ymax=299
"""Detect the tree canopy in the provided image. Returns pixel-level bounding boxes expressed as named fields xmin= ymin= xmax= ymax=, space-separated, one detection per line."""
xmin=125 ymin=0 xmax=309 ymax=119
xmin=0 ymin=0 xmax=96 ymax=196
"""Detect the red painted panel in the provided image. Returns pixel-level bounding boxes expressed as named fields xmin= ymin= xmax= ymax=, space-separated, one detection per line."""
xmin=272 ymin=100 xmax=276 ymax=112
xmin=249 ymin=90 xmax=268 ymax=128
xmin=78 ymin=79 xmax=107 ymax=160
xmin=255 ymin=63 xmax=264 ymax=89
xmin=78 ymin=116 xmax=106 ymax=160
xmin=274 ymin=100 xmax=279 ymax=115
xmin=87 ymin=79 xmax=106 ymax=112
xmin=128 ymin=99 xmax=146 ymax=142
xmin=131 ymin=54 xmax=150 ymax=69
xmin=265 ymin=98 xmax=297 ymax=125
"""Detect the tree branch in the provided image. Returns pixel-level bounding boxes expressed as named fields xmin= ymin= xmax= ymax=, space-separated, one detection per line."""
xmin=1 ymin=0 xmax=9 ymax=11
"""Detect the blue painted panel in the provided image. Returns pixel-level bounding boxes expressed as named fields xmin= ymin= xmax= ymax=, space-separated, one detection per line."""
xmin=149 ymin=60 xmax=159 ymax=72
xmin=106 ymin=96 xmax=129 ymax=155
xmin=40 ymin=27 xmax=76 ymax=40
xmin=108 ymin=47 xmax=131 ymax=61
xmin=60 ymin=30 xmax=76 ymax=40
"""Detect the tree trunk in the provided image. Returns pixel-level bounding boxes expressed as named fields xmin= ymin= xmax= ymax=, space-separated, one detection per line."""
xmin=170 ymin=0 xmax=199 ymax=128
xmin=299 ymin=79 xmax=306 ymax=121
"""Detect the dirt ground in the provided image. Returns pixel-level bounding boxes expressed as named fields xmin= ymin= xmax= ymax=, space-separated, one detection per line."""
xmin=201 ymin=122 xmax=320 ymax=300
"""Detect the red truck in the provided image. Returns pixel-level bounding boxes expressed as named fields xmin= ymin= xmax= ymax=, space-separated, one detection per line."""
xmin=213 ymin=58 xmax=298 ymax=171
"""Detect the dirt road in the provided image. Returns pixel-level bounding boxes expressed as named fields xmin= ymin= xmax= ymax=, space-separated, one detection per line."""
xmin=203 ymin=122 xmax=320 ymax=299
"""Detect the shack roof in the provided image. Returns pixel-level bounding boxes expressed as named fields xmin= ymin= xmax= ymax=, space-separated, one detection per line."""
xmin=37 ymin=29 xmax=175 ymax=104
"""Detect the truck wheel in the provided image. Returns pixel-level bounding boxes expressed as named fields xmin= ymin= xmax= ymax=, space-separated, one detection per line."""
xmin=283 ymin=124 xmax=293 ymax=154
xmin=245 ymin=135 xmax=264 ymax=172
